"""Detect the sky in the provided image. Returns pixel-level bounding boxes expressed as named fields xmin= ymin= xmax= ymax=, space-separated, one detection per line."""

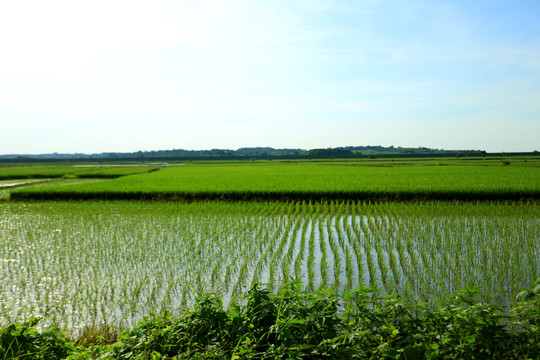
xmin=1 ymin=0 xmax=539 ymax=154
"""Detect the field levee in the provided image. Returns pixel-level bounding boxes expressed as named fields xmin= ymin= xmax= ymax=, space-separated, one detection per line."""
xmin=9 ymin=189 xmax=540 ymax=202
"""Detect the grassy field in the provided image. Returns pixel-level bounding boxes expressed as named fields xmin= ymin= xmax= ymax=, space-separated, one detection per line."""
xmin=8 ymin=159 xmax=540 ymax=201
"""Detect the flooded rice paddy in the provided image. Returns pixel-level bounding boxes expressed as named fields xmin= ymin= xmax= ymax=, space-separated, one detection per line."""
xmin=1 ymin=201 xmax=538 ymax=334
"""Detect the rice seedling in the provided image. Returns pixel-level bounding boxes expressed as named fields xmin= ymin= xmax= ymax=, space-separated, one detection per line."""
xmin=0 ymin=200 xmax=537 ymax=336
xmin=318 ymin=216 xmax=330 ymax=289
xmin=307 ymin=215 xmax=317 ymax=291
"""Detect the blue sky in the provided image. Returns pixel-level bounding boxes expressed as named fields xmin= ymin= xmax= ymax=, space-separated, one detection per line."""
xmin=1 ymin=0 xmax=539 ymax=154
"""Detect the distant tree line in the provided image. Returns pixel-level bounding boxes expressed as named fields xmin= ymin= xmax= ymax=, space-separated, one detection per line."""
xmin=1 ymin=146 xmax=536 ymax=163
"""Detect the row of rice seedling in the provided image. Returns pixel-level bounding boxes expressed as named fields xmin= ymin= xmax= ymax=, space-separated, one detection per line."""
xmin=0 ymin=201 xmax=538 ymax=335
xmin=11 ymin=162 xmax=540 ymax=200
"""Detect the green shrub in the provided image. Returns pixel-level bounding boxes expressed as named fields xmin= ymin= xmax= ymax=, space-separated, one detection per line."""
xmin=2 ymin=281 xmax=539 ymax=359
xmin=0 ymin=318 xmax=74 ymax=359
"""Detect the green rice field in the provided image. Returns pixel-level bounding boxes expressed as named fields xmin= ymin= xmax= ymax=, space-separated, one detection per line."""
xmin=0 ymin=164 xmax=159 ymax=181
xmin=1 ymin=200 xmax=538 ymax=335
xmin=1 ymin=159 xmax=539 ymax=337
xmin=9 ymin=160 xmax=540 ymax=201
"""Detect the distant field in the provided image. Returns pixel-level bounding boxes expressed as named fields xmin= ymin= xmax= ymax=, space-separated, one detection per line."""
xmin=9 ymin=159 xmax=540 ymax=201
xmin=0 ymin=164 xmax=159 ymax=180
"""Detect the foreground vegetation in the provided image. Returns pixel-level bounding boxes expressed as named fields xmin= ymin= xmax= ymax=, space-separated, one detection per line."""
xmin=1 ymin=281 xmax=539 ymax=359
